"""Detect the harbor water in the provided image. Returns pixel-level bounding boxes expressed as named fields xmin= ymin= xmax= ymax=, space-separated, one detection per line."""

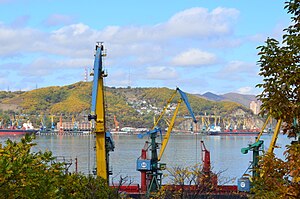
xmin=0 ymin=133 xmax=294 ymax=185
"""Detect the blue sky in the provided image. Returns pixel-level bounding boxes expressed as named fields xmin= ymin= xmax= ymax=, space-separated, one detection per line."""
xmin=0 ymin=0 xmax=290 ymax=95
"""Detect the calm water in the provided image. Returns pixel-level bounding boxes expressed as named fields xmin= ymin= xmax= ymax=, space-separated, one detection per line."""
xmin=0 ymin=133 xmax=294 ymax=185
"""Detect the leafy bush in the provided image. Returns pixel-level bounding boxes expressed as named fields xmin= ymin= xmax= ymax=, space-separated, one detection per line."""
xmin=0 ymin=135 xmax=120 ymax=199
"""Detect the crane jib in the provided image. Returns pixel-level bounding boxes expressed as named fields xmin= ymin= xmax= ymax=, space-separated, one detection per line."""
xmin=91 ymin=47 xmax=103 ymax=114
xmin=177 ymin=88 xmax=197 ymax=123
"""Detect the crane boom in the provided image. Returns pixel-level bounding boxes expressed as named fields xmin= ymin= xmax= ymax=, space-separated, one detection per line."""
xmin=158 ymin=88 xmax=197 ymax=161
xmin=152 ymin=89 xmax=178 ymax=128
xmin=136 ymin=87 xmax=197 ymax=193
xmin=88 ymin=43 xmax=114 ymax=182
xmin=158 ymin=99 xmax=182 ymax=161
xmin=255 ymin=114 xmax=271 ymax=142
xmin=177 ymin=88 xmax=197 ymax=123
xmin=267 ymin=118 xmax=282 ymax=154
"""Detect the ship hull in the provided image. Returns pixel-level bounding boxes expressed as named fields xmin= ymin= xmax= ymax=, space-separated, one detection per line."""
xmin=0 ymin=129 xmax=38 ymax=136
xmin=209 ymin=131 xmax=260 ymax=136
xmin=207 ymin=130 xmax=220 ymax=135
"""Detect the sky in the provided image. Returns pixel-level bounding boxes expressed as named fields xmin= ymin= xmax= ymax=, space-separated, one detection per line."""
xmin=0 ymin=0 xmax=291 ymax=95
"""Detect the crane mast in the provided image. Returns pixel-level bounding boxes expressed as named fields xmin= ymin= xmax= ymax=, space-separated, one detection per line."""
xmin=136 ymin=87 xmax=197 ymax=194
xmin=238 ymin=115 xmax=283 ymax=192
xmin=88 ymin=42 xmax=114 ymax=182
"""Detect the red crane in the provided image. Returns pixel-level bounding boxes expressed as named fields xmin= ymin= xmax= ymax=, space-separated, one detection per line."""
xmin=200 ymin=141 xmax=217 ymax=187
xmin=200 ymin=140 xmax=211 ymax=175
xmin=59 ymin=114 xmax=63 ymax=133
xmin=113 ymin=115 xmax=120 ymax=131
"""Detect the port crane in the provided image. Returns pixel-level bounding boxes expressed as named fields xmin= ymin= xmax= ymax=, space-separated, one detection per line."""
xmin=136 ymin=87 xmax=197 ymax=194
xmin=40 ymin=115 xmax=47 ymax=131
xmin=50 ymin=115 xmax=55 ymax=131
xmin=238 ymin=114 xmax=282 ymax=191
xmin=113 ymin=115 xmax=120 ymax=131
xmin=59 ymin=114 xmax=63 ymax=133
xmin=200 ymin=140 xmax=217 ymax=186
xmin=88 ymin=42 xmax=114 ymax=182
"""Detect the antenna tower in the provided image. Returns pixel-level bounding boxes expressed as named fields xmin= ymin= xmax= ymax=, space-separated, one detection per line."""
xmin=84 ymin=67 xmax=88 ymax=82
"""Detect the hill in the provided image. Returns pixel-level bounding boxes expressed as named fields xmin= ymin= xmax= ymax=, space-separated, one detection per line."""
xmin=0 ymin=82 xmax=257 ymax=130
xmin=222 ymin=93 xmax=257 ymax=107
xmin=200 ymin=92 xmax=225 ymax=101
xmin=197 ymin=92 xmax=257 ymax=107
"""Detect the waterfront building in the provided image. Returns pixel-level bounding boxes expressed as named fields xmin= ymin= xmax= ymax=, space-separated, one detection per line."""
xmin=249 ymin=101 xmax=260 ymax=115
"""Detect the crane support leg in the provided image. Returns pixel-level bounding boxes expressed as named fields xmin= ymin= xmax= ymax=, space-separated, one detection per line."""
xmin=141 ymin=148 xmax=147 ymax=192
xmin=95 ymin=132 xmax=107 ymax=179
xmin=267 ymin=119 xmax=282 ymax=154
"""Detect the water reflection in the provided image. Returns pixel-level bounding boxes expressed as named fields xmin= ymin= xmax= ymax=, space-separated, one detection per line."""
xmin=0 ymin=133 xmax=295 ymax=185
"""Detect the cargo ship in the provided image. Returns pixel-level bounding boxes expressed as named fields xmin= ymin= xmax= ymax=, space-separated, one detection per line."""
xmin=0 ymin=129 xmax=38 ymax=136
xmin=0 ymin=121 xmax=38 ymax=136
xmin=217 ymin=130 xmax=260 ymax=136
xmin=206 ymin=125 xmax=222 ymax=135
xmin=207 ymin=128 xmax=260 ymax=136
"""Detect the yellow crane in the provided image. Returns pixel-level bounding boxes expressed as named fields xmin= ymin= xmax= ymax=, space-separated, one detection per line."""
xmin=136 ymin=87 xmax=197 ymax=193
xmin=238 ymin=114 xmax=282 ymax=191
xmin=50 ymin=115 xmax=55 ymax=131
xmin=88 ymin=42 xmax=114 ymax=182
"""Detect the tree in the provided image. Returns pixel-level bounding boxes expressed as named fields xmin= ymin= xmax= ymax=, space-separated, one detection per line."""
xmin=58 ymin=174 xmax=120 ymax=199
xmin=152 ymin=164 xmax=239 ymax=199
xmin=256 ymin=0 xmax=300 ymax=138
xmin=0 ymin=135 xmax=120 ymax=198
xmin=252 ymin=0 xmax=300 ymax=198
xmin=251 ymin=144 xmax=300 ymax=198
xmin=0 ymin=135 xmax=64 ymax=198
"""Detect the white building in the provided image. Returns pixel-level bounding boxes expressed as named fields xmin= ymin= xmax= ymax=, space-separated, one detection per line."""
xmin=250 ymin=101 xmax=260 ymax=115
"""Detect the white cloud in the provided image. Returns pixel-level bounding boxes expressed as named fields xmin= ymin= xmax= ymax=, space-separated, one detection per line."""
xmin=107 ymin=70 xmax=132 ymax=87
xmin=53 ymin=23 xmax=90 ymax=37
xmin=0 ymin=6 xmax=240 ymax=59
xmin=165 ymin=7 xmax=239 ymax=38
xmin=171 ymin=49 xmax=217 ymax=67
xmin=20 ymin=57 xmax=92 ymax=76
xmin=0 ymin=23 xmax=96 ymax=58
xmin=247 ymin=33 xmax=266 ymax=43
xmin=49 ymin=23 xmax=96 ymax=55
xmin=236 ymin=86 xmax=254 ymax=94
xmin=208 ymin=37 xmax=242 ymax=49
xmin=83 ymin=7 xmax=239 ymax=45
xmin=0 ymin=25 xmax=43 ymax=57
xmin=146 ymin=66 xmax=178 ymax=80
xmin=223 ymin=61 xmax=253 ymax=73
xmin=0 ymin=5 xmax=267 ymax=93
xmin=218 ymin=61 xmax=257 ymax=80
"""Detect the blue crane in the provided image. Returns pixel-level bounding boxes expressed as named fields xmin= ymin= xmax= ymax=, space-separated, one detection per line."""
xmin=88 ymin=42 xmax=114 ymax=183
xmin=136 ymin=87 xmax=197 ymax=194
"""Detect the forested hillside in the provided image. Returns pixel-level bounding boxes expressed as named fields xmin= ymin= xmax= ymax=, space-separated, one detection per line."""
xmin=0 ymin=82 xmax=255 ymax=130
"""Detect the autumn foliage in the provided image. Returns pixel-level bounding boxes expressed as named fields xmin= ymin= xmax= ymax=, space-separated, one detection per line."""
xmin=0 ymin=135 xmax=120 ymax=198
xmin=252 ymin=0 xmax=300 ymax=198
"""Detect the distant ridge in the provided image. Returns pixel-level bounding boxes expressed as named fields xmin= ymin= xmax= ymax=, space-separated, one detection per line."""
xmin=222 ymin=92 xmax=257 ymax=107
xmin=196 ymin=92 xmax=257 ymax=107
xmin=201 ymin=92 xmax=225 ymax=101
xmin=0 ymin=82 xmax=264 ymax=131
